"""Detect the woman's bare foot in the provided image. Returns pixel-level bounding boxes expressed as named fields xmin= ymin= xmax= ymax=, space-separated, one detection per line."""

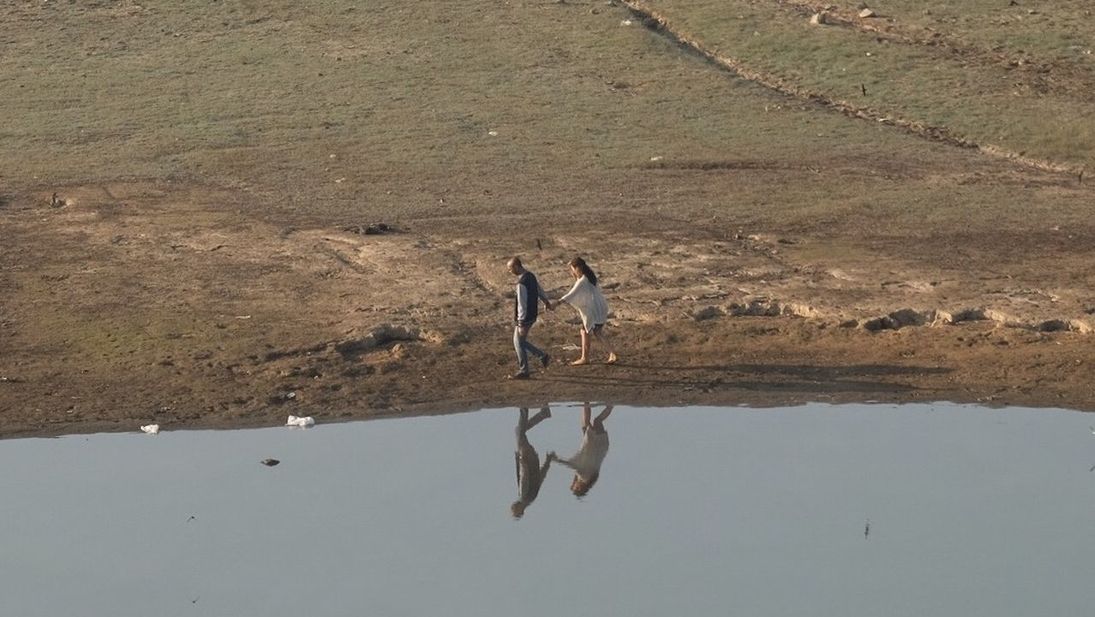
xmin=570 ymin=358 xmax=589 ymax=366
xmin=606 ymin=353 xmax=618 ymax=365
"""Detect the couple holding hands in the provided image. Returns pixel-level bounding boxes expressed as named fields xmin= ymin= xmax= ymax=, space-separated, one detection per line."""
xmin=507 ymin=255 xmax=619 ymax=380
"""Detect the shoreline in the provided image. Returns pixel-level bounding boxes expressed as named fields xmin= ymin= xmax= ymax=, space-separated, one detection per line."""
xmin=3 ymin=183 xmax=1095 ymax=439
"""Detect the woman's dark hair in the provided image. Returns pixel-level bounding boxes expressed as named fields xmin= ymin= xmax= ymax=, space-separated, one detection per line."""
xmin=572 ymin=472 xmax=600 ymax=498
xmin=568 ymin=256 xmax=597 ymax=286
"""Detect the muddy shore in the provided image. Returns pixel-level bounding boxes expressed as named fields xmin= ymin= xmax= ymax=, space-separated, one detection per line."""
xmin=4 ymin=183 xmax=1094 ymax=439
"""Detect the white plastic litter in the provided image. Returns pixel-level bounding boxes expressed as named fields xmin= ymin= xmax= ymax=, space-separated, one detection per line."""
xmin=140 ymin=424 xmax=160 ymax=435
xmin=286 ymin=415 xmax=315 ymax=428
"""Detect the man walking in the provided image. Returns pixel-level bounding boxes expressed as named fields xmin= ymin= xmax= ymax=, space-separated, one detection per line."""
xmin=508 ymin=256 xmax=552 ymax=379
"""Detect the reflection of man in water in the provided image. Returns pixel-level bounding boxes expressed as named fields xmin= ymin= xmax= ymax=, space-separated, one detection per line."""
xmin=512 ymin=406 xmax=553 ymax=519
xmin=549 ymin=403 xmax=612 ymax=498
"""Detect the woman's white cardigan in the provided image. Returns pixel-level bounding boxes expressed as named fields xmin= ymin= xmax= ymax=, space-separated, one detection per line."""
xmin=560 ymin=275 xmax=609 ymax=331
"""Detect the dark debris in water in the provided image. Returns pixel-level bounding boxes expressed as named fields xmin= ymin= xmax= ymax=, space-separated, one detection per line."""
xmin=261 ymin=458 xmax=280 ymax=467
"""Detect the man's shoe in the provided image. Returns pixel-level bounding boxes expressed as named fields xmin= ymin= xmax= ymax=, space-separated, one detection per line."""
xmin=508 ymin=371 xmax=530 ymax=380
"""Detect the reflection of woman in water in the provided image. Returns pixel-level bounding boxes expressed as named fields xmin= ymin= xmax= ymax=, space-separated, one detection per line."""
xmin=512 ymin=406 xmax=553 ymax=519
xmin=549 ymin=403 xmax=612 ymax=497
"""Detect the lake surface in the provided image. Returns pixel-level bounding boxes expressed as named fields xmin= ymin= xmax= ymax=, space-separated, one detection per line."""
xmin=2 ymin=403 xmax=1094 ymax=617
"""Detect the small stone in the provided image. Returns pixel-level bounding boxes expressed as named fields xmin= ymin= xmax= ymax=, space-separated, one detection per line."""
xmin=859 ymin=8 xmax=876 ymax=18
xmin=809 ymin=12 xmax=828 ymax=25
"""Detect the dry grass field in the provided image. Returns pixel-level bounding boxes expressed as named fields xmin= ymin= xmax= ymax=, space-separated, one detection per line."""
xmin=2 ymin=0 xmax=1095 ymax=436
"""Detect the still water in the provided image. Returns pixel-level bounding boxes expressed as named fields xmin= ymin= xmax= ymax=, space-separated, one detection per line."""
xmin=2 ymin=403 xmax=1093 ymax=617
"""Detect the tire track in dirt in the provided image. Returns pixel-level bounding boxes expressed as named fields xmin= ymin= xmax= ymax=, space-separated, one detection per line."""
xmin=775 ymin=0 xmax=1095 ymax=99
xmin=617 ymin=0 xmax=1084 ymax=176
xmin=425 ymin=243 xmax=498 ymax=299
xmin=775 ymin=0 xmax=1095 ymax=106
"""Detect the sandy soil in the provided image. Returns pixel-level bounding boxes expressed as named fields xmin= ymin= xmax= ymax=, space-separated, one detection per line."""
xmin=3 ymin=180 xmax=1094 ymax=438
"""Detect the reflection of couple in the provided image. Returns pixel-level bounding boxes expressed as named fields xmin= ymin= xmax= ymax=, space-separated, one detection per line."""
xmin=511 ymin=403 xmax=613 ymax=519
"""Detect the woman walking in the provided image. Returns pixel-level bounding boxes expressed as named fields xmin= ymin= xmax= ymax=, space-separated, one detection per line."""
xmin=558 ymin=256 xmax=618 ymax=365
